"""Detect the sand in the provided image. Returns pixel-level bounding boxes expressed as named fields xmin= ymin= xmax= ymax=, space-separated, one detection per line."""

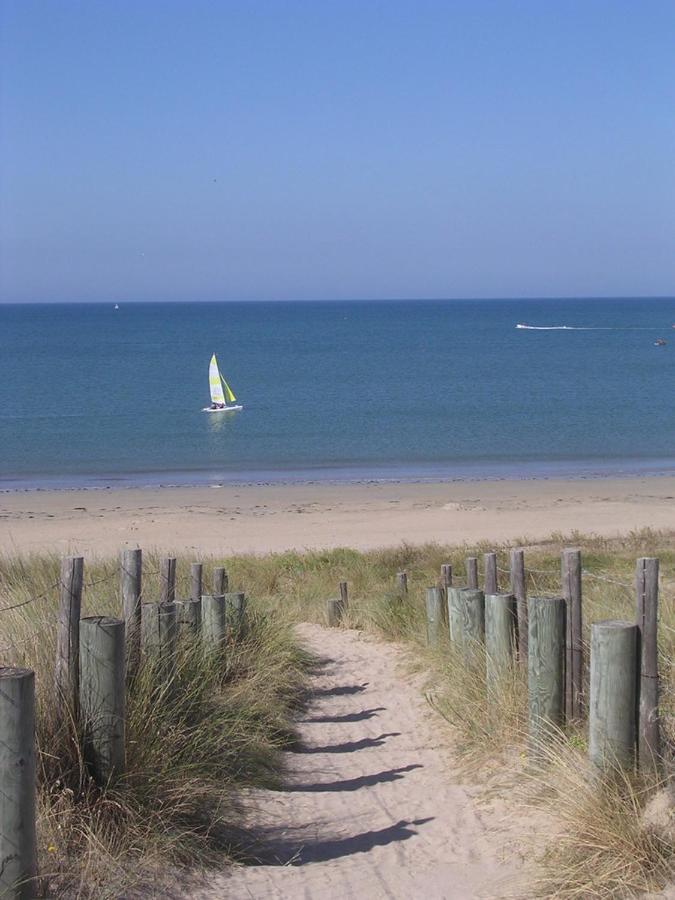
xmin=188 ymin=623 xmax=529 ymax=899
xmin=1 ymin=476 xmax=674 ymax=556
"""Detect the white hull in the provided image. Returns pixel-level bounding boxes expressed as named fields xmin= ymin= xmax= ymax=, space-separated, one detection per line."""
xmin=202 ymin=405 xmax=243 ymax=413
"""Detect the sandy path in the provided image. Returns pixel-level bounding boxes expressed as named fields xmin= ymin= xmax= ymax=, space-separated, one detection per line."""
xmin=196 ymin=624 xmax=520 ymax=899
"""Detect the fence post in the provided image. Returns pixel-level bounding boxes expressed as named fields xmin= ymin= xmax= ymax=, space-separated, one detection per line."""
xmin=396 ymin=572 xmax=408 ymax=595
xmin=121 ymin=548 xmax=142 ymax=680
xmin=636 ymin=557 xmax=660 ymax=769
xmin=224 ymin=591 xmax=246 ymax=639
xmin=465 ymin=557 xmax=478 ymax=589
xmin=202 ymin=594 xmax=227 ymax=652
xmin=174 ymin=599 xmax=202 ymax=637
xmin=483 ymin=553 xmax=497 ymax=595
xmin=338 ymin=581 xmax=349 ymax=618
xmin=425 ymin=586 xmax=443 ymax=646
xmin=213 ymin=566 xmax=228 ymax=595
xmin=441 ymin=563 xmax=453 ymax=588
xmin=80 ymin=616 xmax=126 ymax=785
xmin=55 ymin=555 xmax=83 ymax=721
xmin=447 ymin=587 xmax=464 ymax=645
xmin=159 ymin=557 xmax=176 ymax=604
xmin=141 ymin=602 xmax=177 ymax=681
xmin=561 ymin=548 xmax=583 ymax=719
xmin=326 ymin=598 xmax=341 ymax=626
xmin=510 ymin=549 xmax=528 ymax=664
xmin=589 ymin=621 xmax=638 ymax=769
xmin=190 ymin=563 xmax=203 ymax=602
xmin=527 ymin=596 xmax=565 ymax=758
xmin=0 ymin=667 xmax=38 ymax=900
xmin=459 ymin=588 xmax=485 ymax=658
xmin=485 ymin=593 xmax=516 ymax=689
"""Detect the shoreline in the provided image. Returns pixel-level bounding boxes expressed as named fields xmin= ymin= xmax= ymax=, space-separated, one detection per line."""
xmin=1 ymin=475 xmax=674 ymax=556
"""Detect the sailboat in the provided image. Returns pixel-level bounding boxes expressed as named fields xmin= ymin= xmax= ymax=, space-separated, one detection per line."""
xmin=202 ymin=353 xmax=243 ymax=412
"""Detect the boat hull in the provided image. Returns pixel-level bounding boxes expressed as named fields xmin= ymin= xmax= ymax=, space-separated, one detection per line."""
xmin=202 ymin=405 xmax=243 ymax=413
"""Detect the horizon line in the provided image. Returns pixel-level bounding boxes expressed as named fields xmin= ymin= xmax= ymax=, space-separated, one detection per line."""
xmin=2 ymin=295 xmax=675 ymax=306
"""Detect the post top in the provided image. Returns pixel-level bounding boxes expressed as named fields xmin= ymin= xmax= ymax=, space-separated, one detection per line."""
xmin=0 ymin=666 xmax=34 ymax=679
xmin=593 ymin=619 xmax=636 ymax=630
xmin=81 ymin=615 xmax=124 ymax=627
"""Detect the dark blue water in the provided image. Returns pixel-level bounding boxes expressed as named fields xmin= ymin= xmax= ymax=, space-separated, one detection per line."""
xmin=1 ymin=299 xmax=674 ymax=488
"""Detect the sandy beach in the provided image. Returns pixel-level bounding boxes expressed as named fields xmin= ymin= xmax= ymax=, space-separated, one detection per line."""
xmin=1 ymin=475 xmax=673 ymax=556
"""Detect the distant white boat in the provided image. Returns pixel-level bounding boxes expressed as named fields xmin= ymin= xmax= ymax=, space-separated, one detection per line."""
xmin=114 ymin=304 xmax=119 ymax=310
xmin=203 ymin=353 xmax=242 ymax=413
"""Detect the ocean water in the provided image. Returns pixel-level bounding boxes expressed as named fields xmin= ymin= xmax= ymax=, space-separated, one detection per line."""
xmin=1 ymin=298 xmax=674 ymax=489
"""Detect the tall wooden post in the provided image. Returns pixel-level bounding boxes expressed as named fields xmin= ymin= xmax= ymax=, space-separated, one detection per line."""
xmin=636 ymin=557 xmax=660 ymax=769
xmin=338 ymin=581 xmax=349 ymax=618
xmin=190 ymin=563 xmax=203 ymax=602
xmin=213 ymin=566 xmax=228 ymax=595
xmin=425 ymin=586 xmax=443 ymax=646
xmin=141 ymin=602 xmax=177 ymax=681
xmin=589 ymin=621 xmax=638 ymax=769
xmin=121 ymin=548 xmax=142 ymax=679
xmin=510 ymin=549 xmax=527 ymax=663
xmin=561 ymin=548 xmax=583 ymax=719
xmin=447 ymin=587 xmax=464 ymax=645
xmin=174 ymin=599 xmax=201 ymax=637
xmin=0 ymin=668 xmax=38 ymax=899
xmin=483 ymin=553 xmax=497 ymax=595
xmin=485 ymin=593 xmax=516 ymax=687
xmin=527 ymin=596 xmax=565 ymax=757
xmin=441 ymin=564 xmax=452 ymax=588
xmin=465 ymin=557 xmax=478 ymax=589
xmin=395 ymin=572 xmax=408 ymax=595
xmin=159 ymin=557 xmax=176 ymax=604
xmin=80 ymin=616 xmax=126 ymax=785
xmin=55 ymin=555 xmax=83 ymax=721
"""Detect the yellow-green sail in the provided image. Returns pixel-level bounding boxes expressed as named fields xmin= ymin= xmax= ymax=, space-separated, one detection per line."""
xmin=221 ymin=377 xmax=237 ymax=403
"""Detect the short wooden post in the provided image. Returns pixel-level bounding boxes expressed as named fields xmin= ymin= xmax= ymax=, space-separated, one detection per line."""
xmin=447 ymin=587 xmax=464 ymax=644
xmin=338 ymin=581 xmax=349 ymax=618
xmin=395 ymin=572 xmax=408 ymax=595
xmin=202 ymin=594 xmax=227 ymax=651
xmin=527 ymin=596 xmax=565 ymax=757
xmin=510 ymin=549 xmax=527 ymax=664
xmin=159 ymin=557 xmax=176 ymax=604
xmin=485 ymin=593 xmax=516 ymax=686
xmin=465 ymin=557 xmax=478 ymax=589
xmin=561 ymin=548 xmax=583 ymax=719
xmin=459 ymin=588 xmax=485 ymax=657
xmin=141 ymin=602 xmax=177 ymax=681
xmin=224 ymin=591 xmax=246 ymax=639
xmin=190 ymin=562 xmax=203 ymax=602
xmin=425 ymin=586 xmax=443 ymax=646
xmin=213 ymin=566 xmax=228 ymax=595
xmin=0 ymin=668 xmax=38 ymax=900
xmin=636 ymin=557 xmax=660 ymax=768
xmin=80 ymin=616 xmax=126 ymax=785
xmin=174 ymin=599 xmax=201 ymax=637
xmin=326 ymin=598 xmax=341 ymax=626
xmin=121 ymin=548 xmax=142 ymax=680
xmin=55 ymin=555 xmax=83 ymax=721
xmin=483 ymin=552 xmax=497 ymax=595
xmin=589 ymin=621 xmax=638 ymax=769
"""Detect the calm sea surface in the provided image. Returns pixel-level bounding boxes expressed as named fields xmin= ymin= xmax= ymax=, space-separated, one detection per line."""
xmin=1 ymin=299 xmax=674 ymax=488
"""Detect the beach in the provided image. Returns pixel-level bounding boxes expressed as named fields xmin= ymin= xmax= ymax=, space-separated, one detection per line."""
xmin=2 ymin=475 xmax=674 ymax=556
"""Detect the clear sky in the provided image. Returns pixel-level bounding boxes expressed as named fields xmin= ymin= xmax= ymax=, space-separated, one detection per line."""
xmin=1 ymin=0 xmax=674 ymax=303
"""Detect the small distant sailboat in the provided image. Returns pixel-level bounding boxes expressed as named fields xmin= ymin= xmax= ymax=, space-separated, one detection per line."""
xmin=654 ymin=338 xmax=667 ymax=347
xmin=203 ymin=353 xmax=243 ymax=412
xmin=114 ymin=304 xmax=119 ymax=310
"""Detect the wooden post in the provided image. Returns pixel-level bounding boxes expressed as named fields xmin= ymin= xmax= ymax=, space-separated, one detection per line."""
xmin=201 ymin=594 xmax=227 ymax=652
xmin=425 ymin=586 xmax=443 ymax=646
xmin=483 ymin=552 xmax=497 ymax=595
xmin=326 ymin=598 xmax=341 ymax=626
xmin=636 ymin=557 xmax=660 ymax=768
xmin=190 ymin=562 xmax=203 ymax=602
xmin=80 ymin=616 xmax=126 ymax=785
xmin=459 ymin=588 xmax=485 ymax=658
xmin=174 ymin=599 xmax=201 ymax=637
xmin=159 ymin=557 xmax=176 ymax=605
xmin=55 ymin=555 xmax=83 ymax=720
xmin=485 ymin=593 xmax=516 ymax=686
xmin=213 ymin=566 xmax=228 ymax=595
xmin=338 ymin=581 xmax=349 ymax=618
xmin=589 ymin=621 xmax=638 ymax=769
xmin=441 ymin=563 xmax=453 ymax=588
xmin=141 ymin=602 xmax=177 ymax=681
xmin=447 ymin=587 xmax=464 ymax=645
xmin=438 ymin=564 xmax=452 ymax=624
xmin=395 ymin=572 xmax=408 ymax=595
xmin=527 ymin=596 xmax=565 ymax=757
xmin=561 ymin=548 xmax=583 ymax=719
xmin=510 ymin=549 xmax=527 ymax=664
xmin=120 ymin=548 xmax=142 ymax=680
xmin=224 ymin=591 xmax=246 ymax=639
xmin=0 ymin=668 xmax=38 ymax=899
xmin=465 ymin=557 xmax=478 ymax=589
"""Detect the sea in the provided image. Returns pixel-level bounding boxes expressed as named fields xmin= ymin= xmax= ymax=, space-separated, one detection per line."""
xmin=1 ymin=298 xmax=674 ymax=490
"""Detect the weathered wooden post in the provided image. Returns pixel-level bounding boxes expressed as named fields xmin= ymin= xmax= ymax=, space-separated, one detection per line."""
xmin=201 ymin=594 xmax=227 ymax=652
xmin=483 ymin=552 xmax=497 ymax=595
xmin=465 ymin=557 xmax=478 ymax=589
xmin=174 ymin=599 xmax=201 ymax=637
xmin=0 ymin=668 xmax=38 ymax=900
xmin=438 ymin=564 xmax=452 ymax=624
xmin=561 ymin=548 xmax=583 ymax=719
xmin=485 ymin=593 xmax=516 ymax=687
xmin=121 ymin=548 xmax=142 ymax=680
xmin=326 ymin=598 xmax=341 ymax=626
xmin=159 ymin=557 xmax=176 ymax=605
xmin=441 ymin=563 xmax=453 ymax=588
xmin=425 ymin=586 xmax=443 ymax=646
xmin=141 ymin=602 xmax=177 ymax=681
xmin=447 ymin=587 xmax=464 ymax=645
xmin=224 ymin=591 xmax=246 ymax=639
xmin=213 ymin=566 xmax=228 ymax=595
xmin=338 ymin=581 xmax=349 ymax=618
xmin=55 ymin=555 xmax=83 ymax=720
xmin=527 ymin=596 xmax=565 ymax=757
xmin=395 ymin=572 xmax=408 ymax=595
xmin=636 ymin=557 xmax=660 ymax=769
xmin=190 ymin=563 xmax=203 ymax=602
xmin=80 ymin=616 xmax=126 ymax=785
xmin=510 ymin=549 xmax=527 ymax=663
xmin=459 ymin=588 xmax=485 ymax=658
xmin=589 ymin=621 xmax=638 ymax=769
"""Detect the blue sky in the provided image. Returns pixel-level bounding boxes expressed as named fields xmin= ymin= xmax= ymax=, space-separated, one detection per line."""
xmin=1 ymin=0 xmax=674 ymax=302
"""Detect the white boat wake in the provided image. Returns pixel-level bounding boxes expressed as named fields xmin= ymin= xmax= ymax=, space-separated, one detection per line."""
xmin=515 ymin=324 xmax=659 ymax=331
